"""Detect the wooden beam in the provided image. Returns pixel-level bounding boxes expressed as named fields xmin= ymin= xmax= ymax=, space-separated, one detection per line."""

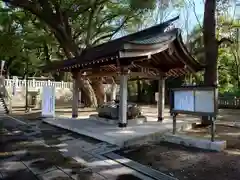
xmin=85 ymin=71 xmax=160 ymax=79
xmin=86 ymin=71 xmax=116 ymax=77
xmin=171 ymin=43 xmax=196 ymax=73
xmin=132 ymin=61 xmax=158 ymax=69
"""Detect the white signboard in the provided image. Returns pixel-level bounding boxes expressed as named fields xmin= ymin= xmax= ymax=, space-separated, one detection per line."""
xmin=172 ymin=88 xmax=216 ymax=115
xmin=155 ymin=92 xmax=158 ymax=101
xmin=173 ymin=90 xmax=194 ymax=112
xmin=195 ymin=90 xmax=214 ymax=113
xmin=12 ymin=76 xmax=18 ymax=96
xmin=41 ymin=86 xmax=55 ymax=118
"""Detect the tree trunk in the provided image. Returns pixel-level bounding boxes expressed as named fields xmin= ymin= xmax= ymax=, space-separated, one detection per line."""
xmin=75 ymin=76 xmax=98 ymax=107
xmin=3 ymin=0 xmax=104 ymax=107
xmin=62 ymin=41 xmax=103 ymax=107
xmin=91 ymin=78 xmax=105 ymax=106
xmin=202 ymin=0 xmax=218 ymax=125
xmin=236 ymin=62 xmax=240 ymax=88
xmin=137 ymin=78 xmax=141 ymax=102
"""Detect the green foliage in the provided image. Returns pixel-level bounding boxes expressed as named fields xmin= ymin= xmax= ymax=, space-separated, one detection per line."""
xmin=0 ymin=0 xmax=185 ymax=80
xmin=129 ymin=0 xmax=156 ymax=10
xmin=188 ymin=9 xmax=240 ymax=95
xmin=0 ymin=5 xmax=59 ymax=77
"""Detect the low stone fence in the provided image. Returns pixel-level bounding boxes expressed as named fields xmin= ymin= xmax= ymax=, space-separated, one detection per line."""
xmin=218 ymin=97 xmax=240 ymax=109
xmin=5 ymin=78 xmax=72 ymax=89
xmin=4 ymin=78 xmax=119 ymax=108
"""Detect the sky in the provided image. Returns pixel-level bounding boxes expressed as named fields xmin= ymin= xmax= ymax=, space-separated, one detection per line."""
xmin=176 ymin=0 xmax=204 ymax=39
xmin=181 ymin=0 xmax=204 ymax=30
xmin=113 ymin=0 xmax=206 ymax=40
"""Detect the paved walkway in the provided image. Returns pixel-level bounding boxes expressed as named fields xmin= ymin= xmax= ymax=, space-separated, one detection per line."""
xmin=43 ymin=109 xmax=198 ymax=147
xmin=0 ymin=115 xmax=175 ymax=180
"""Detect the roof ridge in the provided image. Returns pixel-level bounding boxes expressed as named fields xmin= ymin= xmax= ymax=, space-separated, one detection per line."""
xmin=86 ymin=16 xmax=180 ymax=51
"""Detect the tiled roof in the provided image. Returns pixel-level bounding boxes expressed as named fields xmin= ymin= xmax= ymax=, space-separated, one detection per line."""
xmin=43 ymin=16 xmax=204 ymax=78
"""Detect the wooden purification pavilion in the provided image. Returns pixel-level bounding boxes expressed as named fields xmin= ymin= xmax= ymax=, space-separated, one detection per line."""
xmin=44 ymin=16 xmax=203 ymax=127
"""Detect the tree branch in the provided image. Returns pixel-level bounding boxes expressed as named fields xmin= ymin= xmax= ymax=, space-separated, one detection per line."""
xmin=92 ymin=13 xmax=120 ymax=38
xmin=217 ymin=37 xmax=234 ymax=46
xmin=92 ymin=15 xmax=132 ymax=46
xmin=4 ymin=0 xmax=59 ymax=31
xmin=85 ymin=1 xmax=97 ymax=47
xmin=187 ymin=0 xmax=202 ymax=29
xmin=38 ymin=0 xmax=53 ymax=16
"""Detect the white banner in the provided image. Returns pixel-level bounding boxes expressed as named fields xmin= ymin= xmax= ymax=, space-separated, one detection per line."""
xmin=12 ymin=76 xmax=18 ymax=96
xmin=155 ymin=92 xmax=158 ymax=101
xmin=41 ymin=86 xmax=55 ymax=118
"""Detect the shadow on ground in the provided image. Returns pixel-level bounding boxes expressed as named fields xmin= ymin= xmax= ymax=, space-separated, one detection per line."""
xmin=0 ymin=119 xmax=97 ymax=180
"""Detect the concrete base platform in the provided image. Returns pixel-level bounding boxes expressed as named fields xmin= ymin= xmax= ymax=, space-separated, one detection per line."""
xmin=89 ymin=114 xmax=147 ymax=125
xmin=43 ymin=117 xmax=194 ymax=148
xmin=161 ymin=133 xmax=227 ymax=152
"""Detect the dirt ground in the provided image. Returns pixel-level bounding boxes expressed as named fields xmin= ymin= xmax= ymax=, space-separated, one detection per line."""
xmin=120 ymin=109 xmax=240 ymax=180
xmin=180 ymin=124 xmax=240 ymax=149
xmin=121 ymin=124 xmax=240 ymax=180
xmin=120 ymin=142 xmax=240 ymax=180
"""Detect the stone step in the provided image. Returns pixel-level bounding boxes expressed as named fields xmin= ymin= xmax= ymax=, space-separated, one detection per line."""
xmin=0 ymin=96 xmax=7 ymax=114
xmin=85 ymin=142 xmax=120 ymax=155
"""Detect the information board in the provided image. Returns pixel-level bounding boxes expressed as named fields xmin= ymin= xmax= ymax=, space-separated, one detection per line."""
xmin=171 ymin=87 xmax=216 ymax=116
xmin=41 ymin=86 xmax=55 ymax=118
xmin=195 ymin=90 xmax=214 ymax=113
xmin=174 ymin=90 xmax=194 ymax=112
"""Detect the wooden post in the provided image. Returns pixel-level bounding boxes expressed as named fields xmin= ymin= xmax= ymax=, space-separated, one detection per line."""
xmin=25 ymin=60 xmax=29 ymax=113
xmin=79 ymin=90 xmax=82 ymax=107
xmin=211 ymin=117 xmax=215 ymax=142
xmin=72 ymin=72 xmax=79 ymax=118
xmin=158 ymin=77 xmax=165 ymax=121
xmin=173 ymin=113 xmax=177 ymax=134
xmin=119 ymin=67 xmax=128 ymax=128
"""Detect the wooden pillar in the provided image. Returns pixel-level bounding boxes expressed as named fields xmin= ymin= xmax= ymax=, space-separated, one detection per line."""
xmin=172 ymin=113 xmax=177 ymax=134
xmin=211 ymin=117 xmax=215 ymax=142
xmin=79 ymin=90 xmax=82 ymax=107
xmin=119 ymin=68 xmax=128 ymax=128
xmin=72 ymin=72 xmax=79 ymax=118
xmin=158 ymin=77 xmax=165 ymax=121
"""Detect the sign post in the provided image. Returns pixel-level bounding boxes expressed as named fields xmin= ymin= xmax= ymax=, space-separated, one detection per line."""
xmin=170 ymin=86 xmax=218 ymax=141
xmin=172 ymin=113 xmax=177 ymax=134
xmin=41 ymin=86 xmax=55 ymax=118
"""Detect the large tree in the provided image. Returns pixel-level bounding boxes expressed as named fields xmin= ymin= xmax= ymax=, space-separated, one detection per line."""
xmin=203 ymin=0 xmax=218 ymax=87
xmin=202 ymin=0 xmax=234 ymax=124
xmin=2 ymin=0 xmax=154 ymax=106
xmin=0 ymin=5 xmax=61 ymax=78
